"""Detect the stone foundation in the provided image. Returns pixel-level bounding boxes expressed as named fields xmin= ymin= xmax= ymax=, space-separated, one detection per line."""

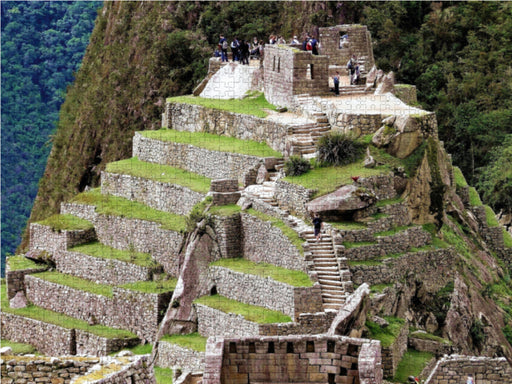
xmin=274 ymin=180 xmax=316 ymax=218
xmin=195 ymin=304 xmax=261 ymax=338
xmin=156 ymin=341 xmax=205 ymax=372
xmin=6 ymin=267 xmax=48 ymax=300
xmin=381 ymin=321 xmax=408 ymax=378
xmin=29 ymin=223 xmax=96 ymax=258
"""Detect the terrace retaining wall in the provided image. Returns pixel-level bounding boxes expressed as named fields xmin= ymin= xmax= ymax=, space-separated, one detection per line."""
xmin=156 ymin=341 xmax=205 ymax=372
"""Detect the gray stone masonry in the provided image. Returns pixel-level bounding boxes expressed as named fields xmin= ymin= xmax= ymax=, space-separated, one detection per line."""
xmin=164 ymin=102 xmax=290 ymax=155
xmin=212 ymin=214 xmax=242 ymax=259
xmin=101 ymin=171 xmax=205 ymax=216
xmin=202 ymin=335 xmax=381 ymax=384
xmin=425 ymin=355 xmax=512 ymax=384
xmin=241 ymin=212 xmax=306 ymax=272
xmin=259 ymin=311 xmax=337 ymax=336
xmin=0 ymin=355 xmax=155 ymax=384
xmin=356 ymin=174 xmax=397 ymax=201
xmin=408 ymin=336 xmax=452 ymax=356
xmin=56 ymin=250 xmax=153 ymax=285
xmin=6 ymin=267 xmax=48 ymax=300
xmin=29 ymin=223 xmax=96 ymax=259
xmin=156 ymin=341 xmax=205 ymax=372
xmin=319 ymin=25 xmax=375 ymax=69
xmin=274 ymin=179 xmax=316 ymax=218
xmin=208 ymin=266 xmax=322 ymax=320
xmin=24 ymin=275 xmax=172 ymax=342
xmin=393 ymin=84 xmax=417 ymax=105
xmin=337 ymin=226 xmax=431 ymax=261
xmin=350 ymin=248 xmax=456 ymax=288
xmin=264 ymin=45 xmax=329 ymax=108
xmin=133 ymin=132 xmax=274 ymax=186
xmin=196 ymin=304 xmax=261 ymax=338
xmin=381 ymin=320 xmax=408 ymax=378
xmin=0 ymin=312 xmax=138 ymax=356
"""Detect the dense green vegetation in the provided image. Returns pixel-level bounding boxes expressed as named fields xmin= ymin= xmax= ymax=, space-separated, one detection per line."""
xmin=1 ymin=1 xmax=101 ymax=274
xmin=366 ymin=316 xmax=405 ymax=348
xmin=392 ymin=349 xmax=434 ymax=383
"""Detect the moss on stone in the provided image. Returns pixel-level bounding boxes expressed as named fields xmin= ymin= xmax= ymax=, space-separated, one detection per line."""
xmin=7 ymin=255 xmax=45 ymax=271
xmin=69 ymin=241 xmax=154 ymax=268
xmin=366 ymin=316 xmax=405 ymax=348
xmin=468 ymin=186 xmax=483 ymax=206
xmin=36 ymin=214 xmax=93 ymax=232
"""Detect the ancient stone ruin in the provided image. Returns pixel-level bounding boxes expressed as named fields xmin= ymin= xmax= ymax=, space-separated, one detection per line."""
xmin=2 ymin=24 xmax=512 ymax=384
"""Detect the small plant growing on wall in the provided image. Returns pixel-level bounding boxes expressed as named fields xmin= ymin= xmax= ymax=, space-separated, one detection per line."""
xmin=284 ymin=156 xmax=311 ymax=176
xmin=316 ymin=132 xmax=365 ymax=166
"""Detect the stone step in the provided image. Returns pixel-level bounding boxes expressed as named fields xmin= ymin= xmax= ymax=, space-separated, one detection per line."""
xmin=318 ymin=279 xmax=343 ymax=287
xmin=322 ymin=297 xmax=345 ymax=304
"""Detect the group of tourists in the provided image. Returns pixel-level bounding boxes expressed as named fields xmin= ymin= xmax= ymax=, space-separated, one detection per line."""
xmin=216 ymin=35 xmax=264 ymax=64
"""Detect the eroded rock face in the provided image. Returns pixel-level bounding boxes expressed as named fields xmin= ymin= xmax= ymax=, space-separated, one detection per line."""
xmin=9 ymin=291 xmax=28 ymax=309
xmin=375 ymin=71 xmax=395 ymax=95
xmin=306 ymin=184 xmax=375 ymax=218
xmin=373 ymin=115 xmax=426 ymax=159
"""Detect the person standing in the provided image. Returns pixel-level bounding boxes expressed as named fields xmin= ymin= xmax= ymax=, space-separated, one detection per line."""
xmin=313 ymin=213 xmax=323 ymax=242
xmin=240 ymin=39 xmax=249 ymax=65
xmin=231 ymin=37 xmax=240 ymax=62
xmin=310 ymin=35 xmax=319 ymax=55
xmin=219 ymin=34 xmax=228 ymax=62
xmin=333 ymin=71 xmax=340 ymax=96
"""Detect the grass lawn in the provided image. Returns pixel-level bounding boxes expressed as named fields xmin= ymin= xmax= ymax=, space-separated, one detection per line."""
xmin=245 ymin=208 xmax=304 ymax=255
xmin=373 ymin=225 xmax=412 ymax=238
xmin=468 ymin=187 xmax=483 ymax=206
xmin=194 ymin=294 xmax=291 ymax=324
xmin=409 ymin=330 xmax=451 ymax=345
xmin=392 ymin=349 xmax=434 ymax=383
xmin=370 ymin=283 xmax=393 ymax=293
xmin=366 ymin=316 xmax=405 ymax=348
xmin=111 ymin=343 xmax=152 ymax=356
xmin=210 ymin=258 xmax=313 ymax=287
xmin=154 ymin=367 xmax=173 ymax=384
xmin=0 ymin=339 xmax=38 ymax=354
xmin=161 ymin=332 xmax=207 ymax=352
xmin=167 ymin=92 xmax=277 ymax=118
xmin=453 ymin=166 xmax=468 ymax=188
xmin=69 ymin=241 xmax=154 ymax=268
xmin=328 ymin=221 xmax=367 ymax=231
xmin=35 ymin=271 xmax=114 ymax=297
xmin=342 ymin=240 xmax=377 ymax=248
xmin=484 ymin=205 xmax=499 ymax=227
xmin=36 ymin=214 xmax=93 ymax=231
xmin=209 ymin=204 xmax=241 ymax=216
xmin=106 ymin=158 xmax=211 ymax=194
xmin=71 ymin=188 xmax=187 ymax=232
xmin=7 ymin=255 xmax=46 ymax=271
xmin=140 ymin=128 xmax=281 ymax=158
xmin=0 ymin=281 xmax=135 ymax=339
xmin=504 ymin=228 xmax=512 ymax=248
xmin=283 ymin=163 xmax=389 ymax=198
xmin=118 ymin=279 xmax=177 ymax=294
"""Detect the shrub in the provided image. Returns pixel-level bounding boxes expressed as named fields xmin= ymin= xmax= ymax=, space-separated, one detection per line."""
xmin=316 ymin=132 xmax=365 ymax=166
xmin=284 ymin=156 xmax=310 ymax=176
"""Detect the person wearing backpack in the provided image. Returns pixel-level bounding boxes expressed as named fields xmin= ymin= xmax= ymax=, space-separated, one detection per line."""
xmin=231 ymin=37 xmax=240 ymax=62
xmin=219 ymin=34 xmax=228 ymax=62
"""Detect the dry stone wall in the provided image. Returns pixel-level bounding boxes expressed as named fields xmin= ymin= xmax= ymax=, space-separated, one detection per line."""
xmin=274 ymin=179 xmax=316 ymax=218
xmin=202 ymin=335 xmax=381 ymax=384
xmin=350 ymin=248 xmax=456 ymax=288
xmin=6 ymin=267 xmax=48 ymax=300
xmin=133 ymin=133 xmax=271 ymax=186
xmin=408 ymin=336 xmax=452 ymax=356
xmin=208 ymin=266 xmax=322 ymax=319
xmin=56 ymin=250 xmax=153 ymax=286
xmin=164 ymin=102 xmax=290 ymax=154
xmin=29 ymin=224 xmax=95 ymax=258
xmin=425 ymin=355 xmax=512 ymax=384
xmin=195 ymin=304 xmax=261 ymax=338
xmin=156 ymin=341 xmax=205 ymax=372
xmin=211 ymin=214 xmax=242 ymax=259
xmin=24 ymin=275 xmax=172 ymax=342
xmin=101 ymin=171 xmax=205 ymax=215
xmin=240 ymin=213 xmax=306 ymax=271
xmin=381 ymin=321 xmax=408 ymax=378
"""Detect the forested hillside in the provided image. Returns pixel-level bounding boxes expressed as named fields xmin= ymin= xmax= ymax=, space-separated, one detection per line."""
xmin=12 ymin=1 xmax=512 ymax=257
xmin=1 ymin=1 xmax=101 ymax=273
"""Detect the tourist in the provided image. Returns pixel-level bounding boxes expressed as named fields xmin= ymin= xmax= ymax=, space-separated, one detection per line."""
xmin=277 ymin=35 xmax=286 ymax=44
xmin=313 ymin=213 xmax=323 ymax=242
xmin=467 ymin=374 xmax=474 ymax=384
xmin=240 ymin=39 xmax=249 ymax=65
xmin=291 ymin=35 xmax=300 ymax=44
xmin=231 ymin=37 xmax=240 ymax=62
xmin=310 ymin=35 xmax=319 ymax=55
xmin=250 ymin=37 xmax=260 ymax=58
xmin=347 ymin=54 xmax=357 ymax=84
xmin=333 ymin=71 xmax=340 ymax=96
xmin=302 ymin=34 xmax=310 ymax=51
xmin=269 ymin=34 xmax=277 ymax=44
xmin=219 ymin=34 xmax=228 ymax=62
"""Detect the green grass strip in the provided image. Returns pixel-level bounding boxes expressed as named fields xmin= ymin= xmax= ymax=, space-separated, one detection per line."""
xmin=453 ymin=166 xmax=468 ymax=188
xmin=392 ymin=349 xmax=434 ymax=383
xmin=167 ymin=92 xmax=277 ymax=118
xmin=35 ymin=271 xmax=113 ymax=297
xmin=36 ymin=214 xmax=93 ymax=231
xmin=106 ymin=157 xmax=211 ymax=194
xmin=140 ymin=128 xmax=281 ymax=158
xmin=7 ymin=255 xmax=46 ymax=271
xmin=69 ymin=242 xmax=154 ymax=268
xmin=71 ymin=189 xmax=187 ymax=232
xmin=154 ymin=367 xmax=173 ymax=384
xmin=409 ymin=330 xmax=452 ymax=345
xmin=245 ymin=208 xmax=304 ymax=255
xmin=484 ymin=205 xmax=499 ymax=227
xmin=503 ymin=228 xmax=512 ymax=248
xmin=160 ymin=332 xmax=207 ymax=352
xmin=342 ymin=240 xmax=378 ymax=248
xmin=209 ymin=204 xmax=241 ymax=216
xmin=373 ymin=225 xmax=412 ymax=238
xmin=0 ymin=339 xmax=39 ymax=355
xmin=118 ymin=279 xmax=177 ymax=294
xmin=110 ymin=343 xmax=152 ymax=356
xmin=370 ymin=283 xmax=393 ymax=293
xmin=194 ymin=294 xmax=292 ymax=324
xmin=328 ymin=221 xmax=367 ymax=231
xmin=468 ymin=186 xmax=483 ymax=206
xmin=366 ymin=316 xmax=405 ymax=348
xmin=347 ymin=260 xmax=383 ymax=267
xmin=283 ymin=164 xmax=389 ymax=198
xmin=375 ymin=196 xmax=404 ymax=208
xmin=210 ymin=258 xmax=313 ymax=287
xmin=0 ymin=281 xmax=136 ymax=339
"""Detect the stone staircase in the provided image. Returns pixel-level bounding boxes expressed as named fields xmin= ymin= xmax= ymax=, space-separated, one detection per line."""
xmin=243 ymin=159 xmax=284 ymax=206
xmin=303 ymin=230 xmax=351 ymax=311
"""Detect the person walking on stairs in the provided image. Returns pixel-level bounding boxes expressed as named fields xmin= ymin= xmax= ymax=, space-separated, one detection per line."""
xmin=313 ymin=212 xmax=323 ymax=242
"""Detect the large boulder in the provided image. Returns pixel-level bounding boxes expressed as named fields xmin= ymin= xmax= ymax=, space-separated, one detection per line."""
xmin=375 ymin=71 xmax=395 ymax=95
xmin=306 ymin=184 xmax=376 ymax=219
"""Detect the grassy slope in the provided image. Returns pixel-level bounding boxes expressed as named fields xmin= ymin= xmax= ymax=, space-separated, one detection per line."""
xmin=69 ymin=241 xmax=154 ymax=268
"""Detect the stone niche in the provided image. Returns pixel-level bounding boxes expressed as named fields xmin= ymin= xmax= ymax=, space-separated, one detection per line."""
xmin=264 ymin=45 xmax=329 ymax=109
